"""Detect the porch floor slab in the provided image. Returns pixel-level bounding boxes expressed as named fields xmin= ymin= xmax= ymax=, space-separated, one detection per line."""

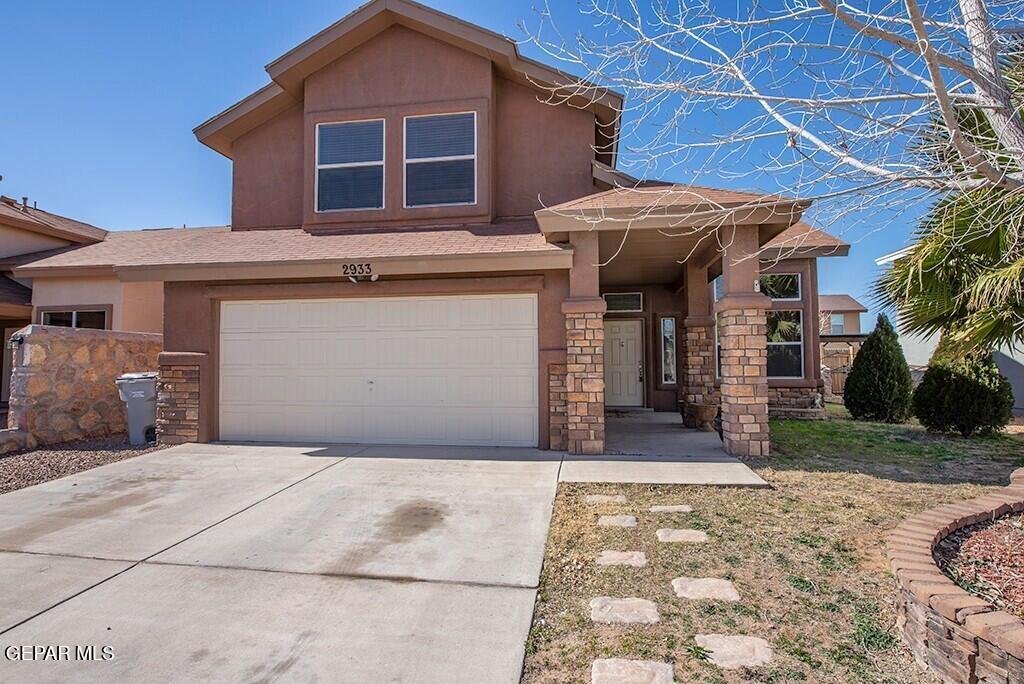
xmin=559 ymin=412 xmax=769 ymax=487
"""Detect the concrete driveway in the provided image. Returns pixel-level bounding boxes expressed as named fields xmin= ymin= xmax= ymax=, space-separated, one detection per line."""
xmin=0 ymin=443 xmax=561 ymax=683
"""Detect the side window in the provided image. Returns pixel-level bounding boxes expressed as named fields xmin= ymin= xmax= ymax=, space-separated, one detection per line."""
xmin=767 ymin=310 xmax=803 ymax=377
xmin=316 ymin=120 xmax=385 ymax=212
xmin=830 ymin=313 xmax=845 ymax=334
xmin=759 ymin=273 xmax=801 ymax=300
xmin=660 ymin=317 xmax=677 ymax=384
xmin=404 ymin=112 xmax=476 ymax=207
xmin=40 ymin=309 xmax=107 ymax=330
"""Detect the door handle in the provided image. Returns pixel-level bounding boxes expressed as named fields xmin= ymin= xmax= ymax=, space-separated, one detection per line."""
xmin=638 ymin=363 xmax=644 ymax=384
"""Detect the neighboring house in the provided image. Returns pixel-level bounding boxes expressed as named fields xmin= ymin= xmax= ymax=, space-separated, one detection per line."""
xmin=11 ymin=0 xmax=855 ymax=456
xmin=819 ymin=294 xmax=867 ymax=335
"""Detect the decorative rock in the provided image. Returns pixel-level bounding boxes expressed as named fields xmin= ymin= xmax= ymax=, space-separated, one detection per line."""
xmin=596 ymin=551 xmax=647 ymax=567
xmin=656 ymin=528 xmax=707 ymax=543
xmin=694 ymin=634 xmax=773 ymax=669
xmin=587 ymin=494 xmax=627 ymax=505
xmin=650 ymin=505 xmax=694 ymax=513
xmin=590 ymin=597 xmax=660 ymax=624
xmin=671 ymin=577 xmax=740 ymax=601
xmin=598 ymin=515 xmax=638 ymax=528
xmin=591 ymin=658 xmax=674 ymax=684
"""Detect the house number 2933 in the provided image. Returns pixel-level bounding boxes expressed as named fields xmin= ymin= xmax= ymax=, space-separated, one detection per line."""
xmin=341 ymin=263 xmax=373 ymax=276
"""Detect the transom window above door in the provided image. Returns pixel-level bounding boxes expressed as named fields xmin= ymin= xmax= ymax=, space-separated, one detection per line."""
xmin=316 ymin=119 xmax=385 ymax=212
xmin=404 ymin=112 xmax=476 ymax=207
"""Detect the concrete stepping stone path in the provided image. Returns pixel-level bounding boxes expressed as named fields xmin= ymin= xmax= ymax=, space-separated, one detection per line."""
xmin=649 ymin=504 xmax=694 ymax=513
xmin=598 ymin=515 xmax=637 ymax=528
xmin=591 ymin=658 xmax=674 ymax=684
xmin=596 ymin=551 xmax=647 ymax=567
xmin=589 ymin=597 xmax=660 ymax=624
xmin=586 ymin=494 xmax=627 ymax=505
xmin=694 ymin=634 xmax=773 ymax=669
xmin=671 ymin=577 xmax=740 ymax=601
xmin=656 ymin=528 xmax=707 ymax=543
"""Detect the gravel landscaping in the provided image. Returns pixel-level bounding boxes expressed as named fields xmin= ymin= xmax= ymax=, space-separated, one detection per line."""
xmin=936 ymin=512 xmax=1024 ymax=618
xmin=0 ymin=436 xmax=166 ymax=495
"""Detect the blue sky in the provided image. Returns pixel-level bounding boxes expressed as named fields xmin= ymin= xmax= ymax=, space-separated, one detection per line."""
xmin=0 ymin=0 xmax=915 ymax=324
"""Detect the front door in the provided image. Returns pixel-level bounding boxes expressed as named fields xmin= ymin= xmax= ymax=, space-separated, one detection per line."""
xmin=605 ymin=319 xmax=644 ymax=407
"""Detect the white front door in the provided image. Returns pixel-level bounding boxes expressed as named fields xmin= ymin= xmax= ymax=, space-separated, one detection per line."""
xmin=605 ymin=319 xmax=644 ymax=407
xmin=218 ymin=294 xmax=539 ymax=447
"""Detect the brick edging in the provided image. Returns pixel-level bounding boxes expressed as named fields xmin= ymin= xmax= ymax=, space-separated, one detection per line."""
xmin=885 ymin=468 xmax=1024 ymax=683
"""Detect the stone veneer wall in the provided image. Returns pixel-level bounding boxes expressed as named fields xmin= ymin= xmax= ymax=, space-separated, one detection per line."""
xmin=682 ymin=318 xmax=717 ymax=428
xmin=886 ymin=468 xmax=1024 ymax=683
xmin=767 ymin=385 xmax=826 ymax=419
xmin=548 ymin=363 xmax=568 ymax=451
xmin=156 ymin=352 xmax=207 ymax=445
xmin=563 ymin=304 xmax=605 ymax=455
xmin=718 ymin=306 xmax=770 ymax=457
xmin=3 ymin=325 xmax=162 ymax=450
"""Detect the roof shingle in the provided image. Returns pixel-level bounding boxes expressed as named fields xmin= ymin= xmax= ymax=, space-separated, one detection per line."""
xmin=0 ymin=196 xmax=106 ymax=243
xmin=0 ymin=275 xmax=32 ymax=307
xmin=820 ymin=294 xmax=868 ymax=313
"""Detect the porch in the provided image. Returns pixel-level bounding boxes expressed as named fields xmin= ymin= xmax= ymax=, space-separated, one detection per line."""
xmin=538 ymin=183 xmax=814 ymax=459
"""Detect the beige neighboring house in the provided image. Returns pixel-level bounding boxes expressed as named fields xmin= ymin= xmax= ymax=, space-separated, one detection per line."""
xmin=10 ymin=0 xmax=858 ymax=457
xmin=0 ymin=195 xmax=163 ymax=410
xmin=819 ymin=294 xmax=867 ymax=335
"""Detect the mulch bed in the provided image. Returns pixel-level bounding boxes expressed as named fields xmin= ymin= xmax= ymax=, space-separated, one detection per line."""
xmin=0 ymin=436 xmax=166 ymax=495
xmin=936 ymin=513 xmax=1024 ymax=618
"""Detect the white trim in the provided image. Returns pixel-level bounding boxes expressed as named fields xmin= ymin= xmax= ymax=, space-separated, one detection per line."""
xmin=403 ymin=111 xmax=478 ymax=209
xmin=766 ymin=309 xmax=804 ymax=379
xmin=760 ymin=272 xmax=802 ymax=301
xmin=602 ymin=292 xmax=644 ymax=313
xmin=314 ymin=118 xmax=385 ymax=213
xmin=659 ymin=316 xmax=677 ymax=385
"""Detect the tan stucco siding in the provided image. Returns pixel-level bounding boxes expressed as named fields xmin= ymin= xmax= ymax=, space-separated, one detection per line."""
xmin=30 ymin=276 xmax=163 ymax=334
xmin=0 ymin=224 xmax=70 ymax=259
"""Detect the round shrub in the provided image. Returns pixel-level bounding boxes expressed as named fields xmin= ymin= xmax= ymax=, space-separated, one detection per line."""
xmin=913 ymin=352 xmax=1014 ymax=436
xmin=844 ymin=314 xmax=913 ymax=422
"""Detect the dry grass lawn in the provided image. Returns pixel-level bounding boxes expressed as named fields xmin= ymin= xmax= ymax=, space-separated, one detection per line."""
xmin=522 ymin=413 xmax=1024 ymax=683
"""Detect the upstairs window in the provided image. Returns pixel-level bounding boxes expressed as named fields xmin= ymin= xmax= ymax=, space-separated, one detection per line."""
xmin=316 ymin=120 xmax=384 ymax=212
xmin=404 ymin=112 xmax=476 ymax=207
xmin=830 ymin=313 xmax=846 ymax=334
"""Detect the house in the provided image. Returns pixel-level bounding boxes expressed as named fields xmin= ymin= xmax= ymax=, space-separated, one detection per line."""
xmin=11 ymin=0 xmax=854 ymax=456
xmin=819 ymin=294 xmax=867 ymax=335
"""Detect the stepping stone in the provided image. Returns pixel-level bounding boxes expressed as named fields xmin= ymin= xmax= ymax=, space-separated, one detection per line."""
xmin=591 ymin=658 xmax=674 ymax=684
xmin=598 ymin=515 xmax=638 ymax=528
xmin=597 ymin=551 xmax=647 ymax=567
xmin=650 ymin=504 xmax=694 ymax=513
xmin=671 ymin=577 xmax=740 ymax=601
xmin=694 ymin=634 xmax=773 ymax=669
xmin=589 ymin=597 xmax=660 ymax=624
xmin=587 ymin=494 xmax=627 ymax=505
xmin=656 ymin=528 xmax=707 ymax=543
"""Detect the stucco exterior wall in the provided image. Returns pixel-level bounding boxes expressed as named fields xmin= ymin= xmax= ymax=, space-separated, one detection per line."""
xmin=0 ymin=224 xmax=70 ymax=259
xmin=30 ymin=276 xmax=163 ymax=334
xmin=228 ymin=24 xmax=599 ymax=231
xmin=821 ymin=310 xmax=862 ymax=335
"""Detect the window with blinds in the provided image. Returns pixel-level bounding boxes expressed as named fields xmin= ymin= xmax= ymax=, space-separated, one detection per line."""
xmin=404 ymin=112 xmax=476 ymax=207
xmin=316 ymin=119 xmax=385 ymax=212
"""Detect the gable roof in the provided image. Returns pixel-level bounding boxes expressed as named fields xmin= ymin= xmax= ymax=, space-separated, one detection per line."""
xmin=761 ymin=221 xmax=849 ymax=258
xmin=195 ymin=0 xmax=623 ymax=158
xmin=0 ymin=196 xmax=106 ymax=244
xmin=819 ymin=294 xmax=868 ymax=313
xmin=0 ymin=275 xmax=32 ymax=308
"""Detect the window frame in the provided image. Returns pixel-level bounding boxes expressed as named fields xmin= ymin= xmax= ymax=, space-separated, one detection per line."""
xmin=829 ymin=313 xmax=846 ymax=334
xmin=36 ymin=305 xmax=111 ymax=330
xmin=602 ymin=292 xmax=644 ymax=313
xmin=759 ymin=272 xmax=802 ymax=302
xmin=659 ymin=316 xmax=678 ymax=386
xmin=766 ymin=309 xmax=804 ymax=379
xmin=402 ymin=111 xmax=478 ymax=209
xmin=314 ymin=118 xmax=386 ymax=214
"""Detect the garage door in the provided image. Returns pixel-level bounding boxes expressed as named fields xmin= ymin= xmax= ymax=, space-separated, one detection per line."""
xmin=218 ymin=294 xmax=538 ymax=446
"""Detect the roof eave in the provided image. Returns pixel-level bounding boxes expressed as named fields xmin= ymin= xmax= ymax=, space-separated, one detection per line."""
xmin=535 ymin=199 xmax=810 ymax=233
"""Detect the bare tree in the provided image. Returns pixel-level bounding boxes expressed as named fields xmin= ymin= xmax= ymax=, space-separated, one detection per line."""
xmin=525 ymin=0 xmax=1024 ymax=240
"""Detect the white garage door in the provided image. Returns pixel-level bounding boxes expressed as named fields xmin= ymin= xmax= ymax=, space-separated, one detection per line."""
xmin=218 ymin=294 xmax=538 ymax=447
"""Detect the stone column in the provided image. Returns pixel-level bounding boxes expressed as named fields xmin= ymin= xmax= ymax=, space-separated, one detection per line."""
xmin=156 ymin=351 xmax=207 ymax=445
xmin=682 ymin=262 xmax=716 ymax=427
xmin=718 ymin=226 xmax=771 ymax=457
xmin=562 ymin=298 xmax=606 ymax=455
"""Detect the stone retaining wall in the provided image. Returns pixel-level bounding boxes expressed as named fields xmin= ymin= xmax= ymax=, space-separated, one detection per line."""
xmin=4 ymin=325 xmax=162 ymax=449
xmin=886 ymin=468 xmax=1024 ymax=683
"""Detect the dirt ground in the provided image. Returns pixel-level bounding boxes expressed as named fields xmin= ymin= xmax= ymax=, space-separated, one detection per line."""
xmin=523 ymin=417 xmax=1024 ymax=683
xmin=0 ymin=436 xmax=165 ymax=495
